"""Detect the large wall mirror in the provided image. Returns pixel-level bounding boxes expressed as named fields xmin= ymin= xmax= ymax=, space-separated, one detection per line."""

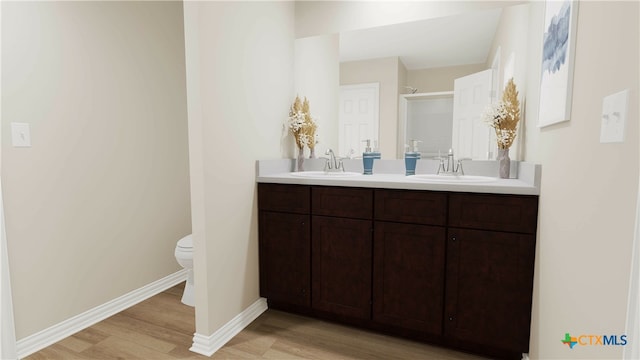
xmin=336 ymin=2 xmax=532 ymax=160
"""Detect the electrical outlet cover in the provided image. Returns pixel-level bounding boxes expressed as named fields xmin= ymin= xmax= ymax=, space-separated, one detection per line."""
xmin=600 ymin=90 xmax=629 ymax=143
xmin=11 ymin=122 xmax=31 ymax=147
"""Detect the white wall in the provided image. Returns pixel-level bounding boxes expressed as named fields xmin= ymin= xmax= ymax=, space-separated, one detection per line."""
xmin=486 ymin=3 xmax=531 ymax=161
xmin=525 ymin=2 xmax=639 ymax=359
xmin=182 ymin=0 xmax=295 ymax=337
xmin=406 ymin=63 xmax=486 ymax=93
xmin=2 ymin=1 xmax=191 ymax=340
xmin=294 ymin=35 xmax=340 ymax=156
xmin=1 ymin=186 xmax=17 ymax=360
xmin=0 ymin=3 xmax=17 ymax=358
xmin=487 ymin=3 xmax=530 ymax=94
xmin=625 ymin=183 xmax=640 ymax=359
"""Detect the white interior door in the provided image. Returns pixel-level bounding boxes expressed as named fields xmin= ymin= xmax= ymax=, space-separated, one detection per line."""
xmin=451 ymin=69 xmax=494 ymax=160
xmin=339 ymin=83 xmax=379 ymax=158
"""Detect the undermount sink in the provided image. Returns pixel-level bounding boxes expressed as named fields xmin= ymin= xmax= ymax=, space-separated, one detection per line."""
xmin=409 ymin=174 xmax=498 ymax=183
xmin=290 ymin=171 xmax=361 ymax=178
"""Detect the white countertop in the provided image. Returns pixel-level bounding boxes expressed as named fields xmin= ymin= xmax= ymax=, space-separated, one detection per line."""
xmin=256 ymin=159 xmax=541 ymax=196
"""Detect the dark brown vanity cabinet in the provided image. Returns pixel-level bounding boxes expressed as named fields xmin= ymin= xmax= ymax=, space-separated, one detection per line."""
xmin=258 ymin=183 xmax=538 ymax=360
xmin=445 ymin=193 xmax=538 ymax=355
xmin=258 ymin=184 xmax=311 ymax=309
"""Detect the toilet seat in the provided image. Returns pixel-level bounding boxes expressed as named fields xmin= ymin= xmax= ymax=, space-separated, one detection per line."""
xmin=177 ymin=234 xmax=193 ymax=249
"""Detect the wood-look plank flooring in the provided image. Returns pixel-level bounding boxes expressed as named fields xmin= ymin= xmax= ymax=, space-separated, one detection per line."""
xmin=26 ymin=283 xmax=491 ymax=359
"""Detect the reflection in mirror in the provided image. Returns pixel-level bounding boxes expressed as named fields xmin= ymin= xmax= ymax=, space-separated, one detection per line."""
xmin=399 ymin=92 xmax=454 ymax=159
xmin=338 ymin=83 xmax=379 ymax=158
xmin=338 ymin=3 xmax=531 ymax=159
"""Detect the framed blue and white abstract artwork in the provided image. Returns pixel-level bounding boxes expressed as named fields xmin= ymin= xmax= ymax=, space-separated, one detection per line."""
xmin=538 ymin=0 xmax=579 ymax=127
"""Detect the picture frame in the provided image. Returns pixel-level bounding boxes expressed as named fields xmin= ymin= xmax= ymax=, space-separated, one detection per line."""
xmin=538 ymin=0 xmax=579 ymax=128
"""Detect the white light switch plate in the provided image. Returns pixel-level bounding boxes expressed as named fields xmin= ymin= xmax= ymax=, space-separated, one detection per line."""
xmin=600 ymin=89 xmax=629 ymax=143
xmin=11 ymin=122 xmax=32 ymax=147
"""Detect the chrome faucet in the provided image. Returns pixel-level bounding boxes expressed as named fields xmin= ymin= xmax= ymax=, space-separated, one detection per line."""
xmin=437 ymin=148 xmax=464 ymax=176
xmin=323 ymin=149 xmax=345 ymax=172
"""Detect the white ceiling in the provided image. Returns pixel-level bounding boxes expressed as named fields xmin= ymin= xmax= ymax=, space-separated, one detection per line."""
xmin=339 ymin=7 xmax=503 ymax=70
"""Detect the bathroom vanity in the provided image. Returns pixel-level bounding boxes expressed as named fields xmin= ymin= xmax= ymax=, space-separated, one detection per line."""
xmin=256 ymin=160 xmax=540 ymax=360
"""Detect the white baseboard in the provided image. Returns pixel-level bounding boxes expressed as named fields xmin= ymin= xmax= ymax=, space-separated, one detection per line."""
xmin=190 ymin=297 xmax=268 ymax=357
xmin=16 ymin=269 xmax=188 ymax=359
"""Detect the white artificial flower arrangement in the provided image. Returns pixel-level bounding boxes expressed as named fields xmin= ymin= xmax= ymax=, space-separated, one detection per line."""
xmin=286 ymin=96 xmax=318 ymax=155
xmin=481 ymin=78 xmax=520 ymax=150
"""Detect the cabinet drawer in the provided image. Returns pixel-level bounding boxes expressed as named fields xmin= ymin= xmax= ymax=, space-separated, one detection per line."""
xmin=312 ymin=186 xmax=373 ymax=219
xmin=449 ymin=193 xmax=538 ymax=234
xmin=258 ymin=183 xmax=310 ymax=214
xmin=375 ymin=189 xmax=447 ymax=226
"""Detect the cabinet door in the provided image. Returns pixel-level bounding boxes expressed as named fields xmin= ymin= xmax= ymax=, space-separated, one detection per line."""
xmin=312 ymin=215 xmax=372 ymax=320
xmin=259 ymin=211 xmax=310 ymax=308
xmin=373 ymin=222 xmax=445 ymax=335
xmin=445 ymin=228 xmax=536 ymax=353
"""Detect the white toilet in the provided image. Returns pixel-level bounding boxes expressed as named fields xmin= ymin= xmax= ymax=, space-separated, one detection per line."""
xmin=174 ymin=234 xmax=194 ymax=307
